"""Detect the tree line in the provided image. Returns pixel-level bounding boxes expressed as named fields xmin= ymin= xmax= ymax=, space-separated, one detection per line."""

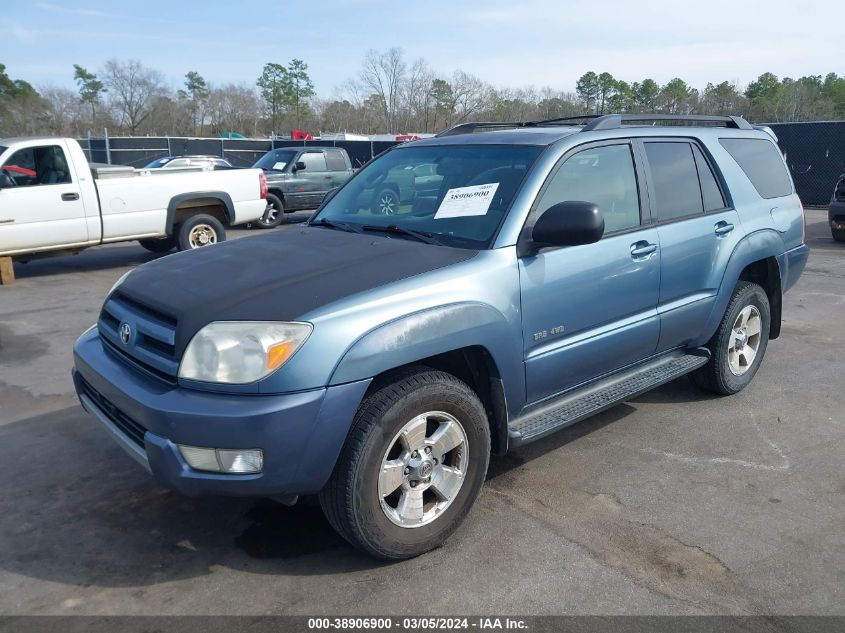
xmin=1 ymin=49 xmax=844 ymax=139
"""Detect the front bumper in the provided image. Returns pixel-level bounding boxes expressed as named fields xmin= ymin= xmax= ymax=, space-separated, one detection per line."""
xmin=829 ymin=200 xmax=845 ymax=231
xmin=72 ymin=328 xmax=370 ymax=497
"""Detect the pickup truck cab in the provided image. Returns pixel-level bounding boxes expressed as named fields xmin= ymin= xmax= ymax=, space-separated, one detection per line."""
xmin=0 ymin=137 xmax=267 ymax=258
xmin=252 ymin=146 xmax=353 ymax=228
xmin=72 ymin=114 xmax=809 ymax=560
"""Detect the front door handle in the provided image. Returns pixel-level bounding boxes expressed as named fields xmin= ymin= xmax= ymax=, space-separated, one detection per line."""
xmin=630 ymin=241 xmax=658 ymax=259
xmin=61 ymin=192 xmax=79 ymax=201
xmin=714 ymin=221 xmax=735 ymax=237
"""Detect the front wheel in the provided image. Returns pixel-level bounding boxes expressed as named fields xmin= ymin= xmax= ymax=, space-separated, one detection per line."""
xmin=832 ymin=227 xmax=845 ymax=243
xmin=254 ymin=194 xmax=284 ymax=229
xmin=691 ymin=281 xmax=770 ymax=395
xmin=319 ymin=369 xmax=490 ymax=560
xmin=176 ymin=214 xmax=226 ymax=251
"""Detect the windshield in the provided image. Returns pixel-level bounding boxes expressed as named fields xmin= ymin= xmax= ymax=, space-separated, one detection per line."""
xmin=144 ymin=157 xmax=171 ymax=168
xmin=254 ymin=149 xmax=298 ymax=172
xmin=311 ymin=144 xmax=542 ymax=249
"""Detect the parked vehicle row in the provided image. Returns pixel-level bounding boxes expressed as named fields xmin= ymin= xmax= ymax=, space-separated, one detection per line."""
xmin=0 ymin=138 xmax=268 ymax=259
xmin=72 ymin=114 xmax=809 ymax=560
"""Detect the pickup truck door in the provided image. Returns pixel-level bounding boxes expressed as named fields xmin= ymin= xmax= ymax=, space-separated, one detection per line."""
xmin=638 ymin=139 xmax=742 ymax=351
xmin=324 ymin=148 xmax=353 ymax=190
xmin=519 ymin=141 xmax=661 ymax=404
xmin=292 ymin=151 xmax=332 ymax=207
xmin=0 ymin=143 xmax=89 ymax=253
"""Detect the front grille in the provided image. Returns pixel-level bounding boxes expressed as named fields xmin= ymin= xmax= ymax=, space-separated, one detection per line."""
xmin=79 ymin=376 xmax=147 ymax=447
xmin=98 ymin=292 xmax=179 ymax=381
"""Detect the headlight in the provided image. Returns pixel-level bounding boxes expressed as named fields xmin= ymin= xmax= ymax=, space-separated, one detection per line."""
xmin=178 ymin=321 xmax=312 ymax=384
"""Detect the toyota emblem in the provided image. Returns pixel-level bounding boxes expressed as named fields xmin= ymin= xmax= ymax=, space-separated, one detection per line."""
xmin=119 ymin=322 xmax=132 ymax=345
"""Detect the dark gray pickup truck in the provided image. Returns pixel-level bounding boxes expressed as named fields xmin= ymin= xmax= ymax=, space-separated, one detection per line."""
xmin=252 ymin=147 xmax=354 ymax=228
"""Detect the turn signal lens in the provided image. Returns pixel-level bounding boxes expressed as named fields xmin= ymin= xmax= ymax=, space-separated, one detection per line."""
xmin=178 ymin=445 xmax=264 ymax=474
xmin=267 ymin=340 xmax=295 ymax=370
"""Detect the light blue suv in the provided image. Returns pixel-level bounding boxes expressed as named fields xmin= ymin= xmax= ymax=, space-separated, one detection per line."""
xmin=73 ymin=114 xmax=809 ymax=559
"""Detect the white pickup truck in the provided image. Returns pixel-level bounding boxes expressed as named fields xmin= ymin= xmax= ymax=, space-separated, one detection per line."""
xmin=0 ymin=137 xmax=268 ymax=259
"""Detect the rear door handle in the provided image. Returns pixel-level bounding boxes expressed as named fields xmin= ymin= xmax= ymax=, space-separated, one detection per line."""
xmin=630 ymin=241 xmax=658 ymax=259
xmin=61 ymin=192 xmax=79 ymax=201
xmin=714 ymin=221 xmax=734 ymax=236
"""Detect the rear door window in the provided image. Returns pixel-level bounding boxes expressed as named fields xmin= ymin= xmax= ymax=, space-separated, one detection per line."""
xmin=643 ymin=142 xmax=703 ymax=221
xmin=325 ymin=149 xmax=347 ymax=171
xmin=719 ymin=138 xmax=793 ymax=199
xmin=692 ymin=145 xmax=726 ymax=211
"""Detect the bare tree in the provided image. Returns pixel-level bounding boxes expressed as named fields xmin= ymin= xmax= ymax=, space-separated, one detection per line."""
xmin=102 ymin=59 xmax=165 ymax=134
xmin=357 ymin=48 xmax=407 ymax=132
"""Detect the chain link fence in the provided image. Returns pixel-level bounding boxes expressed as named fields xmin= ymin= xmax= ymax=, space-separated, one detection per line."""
xmin=79 ymin=121 xmax=845 ymax=206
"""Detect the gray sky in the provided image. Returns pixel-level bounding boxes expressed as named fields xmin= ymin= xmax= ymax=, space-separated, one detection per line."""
xmin=3 ymin=0 xmax=843 ymax=95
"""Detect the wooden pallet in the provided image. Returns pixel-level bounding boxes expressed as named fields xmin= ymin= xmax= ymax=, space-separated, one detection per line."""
xmin=0 ymin=257 xmax=14 ymax=285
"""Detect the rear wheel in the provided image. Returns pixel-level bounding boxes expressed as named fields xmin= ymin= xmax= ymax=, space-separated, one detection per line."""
xmin=832 ymin=227 xmax=845 ymax=242
xmin=138 ymin=236 xmax=176 ymax=253
xmin=176 ymin=214 xmax=226 ymax=251
xmin=319 ymin=369 xmax=490 ymax=560
xmin=255 ymin=193 xmax=284 ymax=229
xmin=691 ymin=281 xmax=770 ymax=395
xmin=374 ymin=188 xmax=400 ymax=215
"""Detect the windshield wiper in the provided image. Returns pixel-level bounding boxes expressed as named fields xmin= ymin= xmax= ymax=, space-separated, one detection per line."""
xmin=361 ymin=224 xmax=442 ymax=245
xmin=311 ymin=218 xmax=364 ymax=234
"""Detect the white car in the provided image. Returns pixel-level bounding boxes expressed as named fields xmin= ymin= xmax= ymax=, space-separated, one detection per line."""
xmin=0 ymin=137 xmax=268 ymax=258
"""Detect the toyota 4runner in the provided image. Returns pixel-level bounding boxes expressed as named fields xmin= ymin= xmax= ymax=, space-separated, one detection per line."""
xmin=72 ymin=114 xmax=809 ymax=560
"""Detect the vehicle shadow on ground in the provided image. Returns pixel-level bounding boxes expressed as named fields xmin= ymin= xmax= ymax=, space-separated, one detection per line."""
xmin=0 ymin=377 xmax=702 ymax=588
xmin=10 ymin=244 xmax=167 ymax=280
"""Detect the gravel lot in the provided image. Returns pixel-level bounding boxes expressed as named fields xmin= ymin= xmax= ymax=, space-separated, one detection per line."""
xmin=0 ymin=208 xmax=842 ymax=616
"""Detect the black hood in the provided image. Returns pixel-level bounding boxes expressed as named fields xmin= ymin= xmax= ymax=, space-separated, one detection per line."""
xmin=117 ymin=226 xmax=477 ymax=353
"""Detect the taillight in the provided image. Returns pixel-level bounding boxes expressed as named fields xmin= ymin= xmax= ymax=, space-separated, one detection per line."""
xmin=799 ymin=198 xmax=806 ymax=244
xmin=259 ymin=172 xmax=267 ymax=199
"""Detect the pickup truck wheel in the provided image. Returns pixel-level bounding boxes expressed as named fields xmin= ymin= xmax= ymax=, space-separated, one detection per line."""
xmin=319 ymin=368 xmax=490 ymax=560
xmin=255 ymin=194 xmax=284 ymax=229
xmin=374 ymin=188 xmax=400 ymax=215
xmin=691 ymin=281 xmax=770 ymax=395
xmin=176 ymin=214 xmax=226 ymax=251
xmin=138 ymin=236 xmax=176 ymax=253
xmin=832 ymin=227 xmax=845 ymax=242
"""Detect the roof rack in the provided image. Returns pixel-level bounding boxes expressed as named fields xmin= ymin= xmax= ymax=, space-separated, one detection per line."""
xmin=582 ymin=114 xmax=753 ymax=131
xmin=435 ymin=114 xmax=754 ymax=137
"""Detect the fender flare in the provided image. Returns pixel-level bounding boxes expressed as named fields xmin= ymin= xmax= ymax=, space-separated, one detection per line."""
xmin=165 ymin=191 xmax=235 ymax=234
xmin=328 ymin=301 xmax=525 ymax=419
xmin=701 ymin=229 xmax=785 ymax=342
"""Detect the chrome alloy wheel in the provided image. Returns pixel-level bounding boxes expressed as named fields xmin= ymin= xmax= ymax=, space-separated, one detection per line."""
xmin=378 ymin=411 xmax=469 ymax=528
xmin=728 ymin=305 xmax=762 ymax=376
xmin=261 ymin=203 xmax=279 ymax=225
xmin=188 ymin=223 xmax=217 ymax=248
xmin=377 ymin=192 xmax=398 ymax=215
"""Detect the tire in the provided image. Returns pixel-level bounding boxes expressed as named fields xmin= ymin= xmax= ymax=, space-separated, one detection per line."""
xmin=832 ymin=227 xmax=845 ymax=243
xmin=176 ymin=214 xmax=226 ymax=251
xmin=138 ymin=236 xmax=176 ymax=253
xmin=691 ymin=281 xmax=770 ymax=395
xmin=374 ymin=188 xmax=400 ymax=215
xmin=319 ymin=368 xmax=490 ymax=560
xmin=254 ymin=194 xmax=284 ymax=229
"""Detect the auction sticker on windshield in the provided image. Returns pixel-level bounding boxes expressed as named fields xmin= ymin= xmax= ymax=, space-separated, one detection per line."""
xmin=434 ymin=183 xmax=499 ymax=219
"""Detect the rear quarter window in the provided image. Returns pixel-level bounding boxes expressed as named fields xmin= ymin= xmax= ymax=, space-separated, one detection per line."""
xmin=719 ymin=138 xmax=793 ymax=199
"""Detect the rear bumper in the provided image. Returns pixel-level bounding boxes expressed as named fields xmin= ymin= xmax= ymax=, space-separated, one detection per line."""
xmin=72 ymin=328 xmax=370 ymax=497
xmin=779 ymin=243 xmax=810 ymax=295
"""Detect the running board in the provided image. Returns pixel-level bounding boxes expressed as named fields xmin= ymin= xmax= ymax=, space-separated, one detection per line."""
xmin=508 ymin=349 xmax=710 ymax=448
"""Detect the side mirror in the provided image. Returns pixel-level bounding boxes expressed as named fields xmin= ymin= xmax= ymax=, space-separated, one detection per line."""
xmin=0 ymin=171 xmax=13 ymax=189
xmin=526 ymin=201 xmax=604 ymax=254
xmin=294 ymin=161 xmax=306 ymax=172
